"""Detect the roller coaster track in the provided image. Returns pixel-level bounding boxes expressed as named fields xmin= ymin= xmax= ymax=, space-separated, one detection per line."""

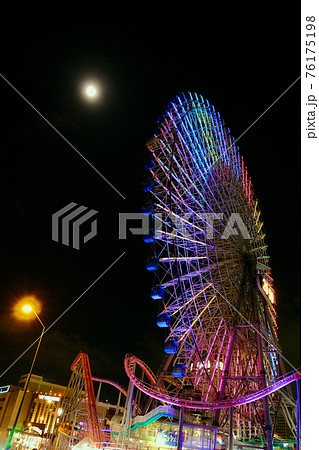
xmin=92 ymin=376 xmax=129 ymax=399
xmin=124 ymin=353 xmax=301 ymax=410
xmin=91 ymin=376 xmax=143 ymax=414
xmin=69 ymin=352 xmax=160 ymax=446
xmin=71 ymin=352 xmax=102 ymax=446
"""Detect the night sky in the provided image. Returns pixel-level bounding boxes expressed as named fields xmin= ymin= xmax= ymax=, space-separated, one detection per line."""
xmin=0 ymin=13 xmax=300 ymax=404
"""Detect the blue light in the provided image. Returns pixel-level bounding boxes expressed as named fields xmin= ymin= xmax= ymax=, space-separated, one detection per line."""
xmin=143 ymin=178 xmax=155 ymax=192
xmin=144 ymin=157 xmax=156 ymax=169
xmin=172 ymin=364 xmax=186 ymax=377
xmin=146 ymin=257 xmax=160 ymax=271
xmin=151 ymin=285 xmax=164 ymax=300
xmin=141 ymin=203 xmax=155 ymax=216
xmin=144 ymin=231 xmax=155 ymax=243
xmin=269 ymin=344 xmax=278 ymax=379
xmin=164 ymin=340 xmax=178 ymax=354
xmin=157 ymin=313 xmax=170 ymax=328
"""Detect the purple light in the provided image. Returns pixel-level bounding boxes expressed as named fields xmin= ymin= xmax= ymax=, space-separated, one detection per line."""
xmin=125 ymin=354 xmax=300 ymax=410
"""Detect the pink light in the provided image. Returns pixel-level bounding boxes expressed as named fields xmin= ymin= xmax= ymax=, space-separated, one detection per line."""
xmin=124 ymin=354 xmax=301 ymax=410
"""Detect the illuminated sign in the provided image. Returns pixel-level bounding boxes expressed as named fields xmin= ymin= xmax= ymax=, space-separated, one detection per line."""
xmin=39 ymin=395 xmax=61 ymax=402
xmin=156 ymin=431 xmax=184 ymax=447
xmin=262 ymin=278 xmax=275 ymax=304
xmin=31 ymin=425 xmax=43 ymax=435
xmin=0 ymin=385 xmax=10 ymax=393
xmin=25 ymin=422 xmax=45 ymax=435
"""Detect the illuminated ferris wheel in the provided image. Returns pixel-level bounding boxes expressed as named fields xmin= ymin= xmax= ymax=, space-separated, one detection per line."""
xmin=125 ymin=92 xmax=300 ymax=447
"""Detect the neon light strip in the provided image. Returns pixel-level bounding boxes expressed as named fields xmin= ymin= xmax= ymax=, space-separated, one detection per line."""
xmin=161 ymin=124 xmax=233 ymax=222
xmin=156 ymin=204 xmax=205 ymax=233
xmin=159 ymin=256 xmax=208 ymax=262
xmin=204 ymin=327 xmax=228 ymax=401
xmin=174 ymin=102 xmax=233 ymax=219
xmin=156 ymin=201 xmax=227 ymax=245
xmin=169 ymin=284 xmax=212 ymax=316
xmin=156 ymin=230 xmax=208 ymax=246
xmin=124 ymin=354 xmax=301 ymax=410
xmin=177 ymin=101 xmax=214 ymax=174
xmin=161 ymin=110 xmax=230 ymax=221
xmin=159 ymin=265 xmax=214 ymax=289
xmin=152 ymin=182 xmax=228 ymax=244
xmin=178 ymin=296 xmax=216 ymax=343
xmin=153 ymin=154 xmax=208 ymax=213
xmin=195 ymin=318 xmax=224 ymax=389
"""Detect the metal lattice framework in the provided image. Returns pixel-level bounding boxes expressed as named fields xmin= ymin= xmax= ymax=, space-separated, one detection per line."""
xmin=124 ymin=92 xmax=300 ymax=448
xmin=53 ymin=352 xmax=108 ymax=449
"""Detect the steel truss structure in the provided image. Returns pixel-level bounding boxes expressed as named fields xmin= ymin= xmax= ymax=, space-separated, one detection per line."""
xmin=125 ymin=92 xmax=300 ymax=449
xmin=53 ymin=352 xmax=108 ymax=449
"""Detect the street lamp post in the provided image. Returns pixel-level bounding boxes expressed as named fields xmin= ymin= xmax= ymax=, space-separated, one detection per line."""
xmin=5 ymin=305 xmax=45 ymax=449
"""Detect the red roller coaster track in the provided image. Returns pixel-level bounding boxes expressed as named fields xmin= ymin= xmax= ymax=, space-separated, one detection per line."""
xmin=69 ymin=352 xmax=159 ymax=446
xmin=91 ymin=376 xmax=143 ymax=414
xmin=71 ymin=352 xmax=102 ymax=446
xmin=92 ymin=376 xmax=129 ymax=399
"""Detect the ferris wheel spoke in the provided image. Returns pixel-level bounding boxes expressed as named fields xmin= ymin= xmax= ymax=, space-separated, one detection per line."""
xmin=177 ymin=296 xmax=216 ymax=343
xmin=163 ymin=284 xmax=212 ymax=315
xmin=151 ymin=190 xmax=240 ymax=249
xmin=156 ymin=160 xmax=223 ymax=218
xmin=158 ymin=108 xmax=236 ymax=221
xmin=177 ymin=147 xmax=235 ymax=223
xmin=158 ymin=265 xmax=216 ymax=288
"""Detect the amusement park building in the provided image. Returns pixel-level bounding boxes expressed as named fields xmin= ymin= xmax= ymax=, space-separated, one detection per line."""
xmin=18 ymin=373 xmax=68 ymax=395
xmin=0 ymin=373 xmax=123 ymax=449
xmin=0 ymin=374 xmax=67 ymax=448
xmin=0 ymin=384 xmax=33 ymax=446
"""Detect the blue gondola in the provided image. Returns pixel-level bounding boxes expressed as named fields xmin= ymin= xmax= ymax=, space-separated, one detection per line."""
xmin=146 ymin=257 xmax=160 ymax=271
xmin=144 ymin=157 xmax=156 ymax=169
xmin=142 ymin=178 xmax=155 ymax=192
xmin=164 ymin=340 xmax=178 ymax=354
xmin=141 ymin=203 xmax=155 ymax=215
xmin=151 ymin=285 xmax=164 ymax=300
xmin=157 ymin=313 xmax=170 ymax=328
xmin=144 ymin=230 xmax=155 ymax=243
xmin=172 ymin=364 xmax=186 ymax=377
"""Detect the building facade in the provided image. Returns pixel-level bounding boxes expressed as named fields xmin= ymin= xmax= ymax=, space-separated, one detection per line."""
xmin=0 ymin=374 xmax=123 ymax=449
xmin=0 ymin=384 xmax=34 ymax=447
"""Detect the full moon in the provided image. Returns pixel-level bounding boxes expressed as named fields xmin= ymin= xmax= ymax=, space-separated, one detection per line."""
xmin=81 ymin=79 xmax=104 ymax=103
xmin=86 ymin=85 xmax=97 ymax=97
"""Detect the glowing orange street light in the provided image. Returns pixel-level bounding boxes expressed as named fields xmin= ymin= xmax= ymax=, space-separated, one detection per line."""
xmin=22 ymin=304 xmax=32 ymax=314
xmin=5 ymin=301 xmax=45 ymax=449
xmin=21 ymin=303 xmax=45 ymax=330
